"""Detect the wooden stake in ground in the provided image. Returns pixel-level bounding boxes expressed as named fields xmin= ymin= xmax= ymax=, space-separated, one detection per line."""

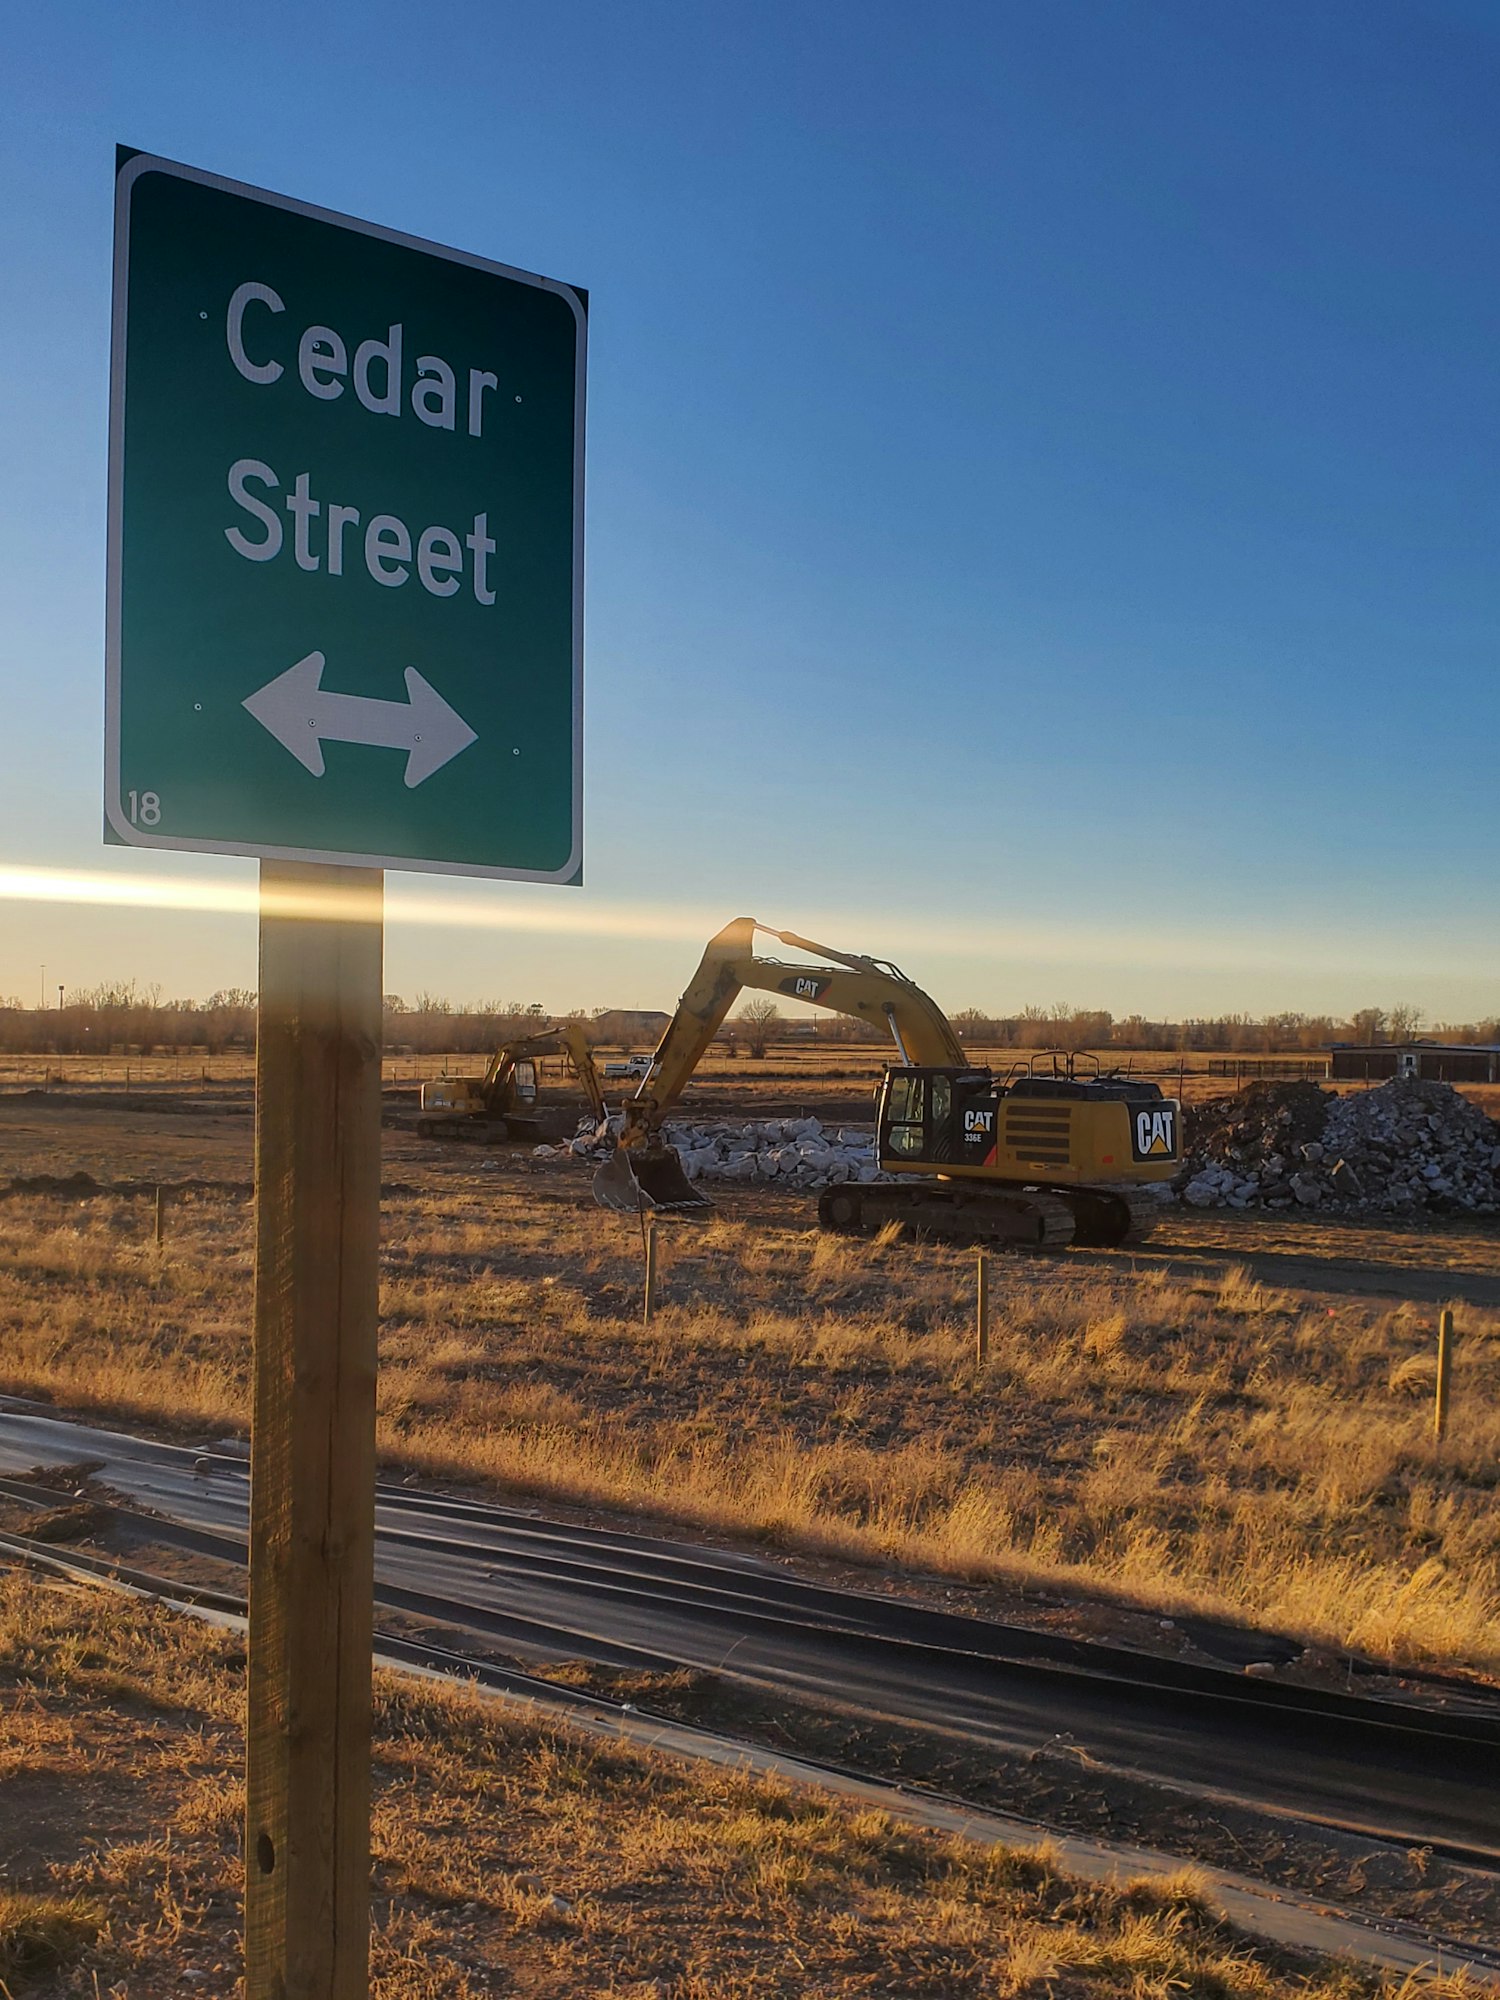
xmin=975 ymin=1251 xmax=990 ymax=1366
xmin=154 ymin=1184 xmax=165 ymax=1248
xmin=1434 ymin=1306 xmax=1455 ymax=1442
xmin=247 ymin=861 xmax=383 ymax=2000
xmin=643 ymin=1208 xmax=659 ymax=1324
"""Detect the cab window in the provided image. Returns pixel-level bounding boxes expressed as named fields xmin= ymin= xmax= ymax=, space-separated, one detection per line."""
xmin=888 ymin=1074 xmax=923 ymax=1123
xmin=929 ymin=1075 xmax=951 ymax=1130
xmin=886 ymin=1073 xmax=925 ymax=1156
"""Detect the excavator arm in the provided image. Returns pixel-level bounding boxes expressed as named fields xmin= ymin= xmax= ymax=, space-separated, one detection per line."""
xmin=595 ymin=918 xmax=970 ymax=1210
xmin=624 ymin=918 xmax=965 ymax=1140
xmin=481 ymin=1022 xmax=608 ymax=1126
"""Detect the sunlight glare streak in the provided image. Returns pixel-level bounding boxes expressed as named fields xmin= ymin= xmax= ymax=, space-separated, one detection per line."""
xmin=0 ymin=862 xmax=716 ymax=943
xmin=4 ymin=861 xmax=1486 ymax=985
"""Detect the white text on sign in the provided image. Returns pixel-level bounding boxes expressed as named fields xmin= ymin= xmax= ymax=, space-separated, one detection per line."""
xmin=226 ymin=283 xmax=504 ymax=436
xmin=222 ymin=283 xmax=504 ymax=605
xmin=227 ymin=463 xmax=496 ymax=603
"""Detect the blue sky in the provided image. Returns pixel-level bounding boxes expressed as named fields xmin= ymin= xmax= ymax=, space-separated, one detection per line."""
xmin=2 ymin=2 xmax=1497 ymax=1020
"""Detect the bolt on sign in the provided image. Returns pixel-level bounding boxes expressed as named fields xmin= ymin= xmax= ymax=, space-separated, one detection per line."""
xmin=106 ymin=149 xmax=585 ymax=880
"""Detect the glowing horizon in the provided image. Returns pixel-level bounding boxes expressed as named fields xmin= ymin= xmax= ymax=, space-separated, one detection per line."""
xmin=2 ymin=862 xmax=1497 ymax=1028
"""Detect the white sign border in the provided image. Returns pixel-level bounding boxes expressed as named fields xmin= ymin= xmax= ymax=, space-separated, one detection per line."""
xmin=105 ymin=149 xmax=585 ymax=884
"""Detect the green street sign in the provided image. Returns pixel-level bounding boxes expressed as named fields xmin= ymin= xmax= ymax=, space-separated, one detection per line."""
xmin=106 ymin=151 xmax=585 ymax=880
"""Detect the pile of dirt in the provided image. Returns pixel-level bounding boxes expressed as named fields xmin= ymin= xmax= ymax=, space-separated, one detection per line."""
xmin=1179 ymin=1078 xmax=1500 ymax=1215
xmin=1 ymin=1170 xmax=102 ymax=1197
xmin=0 ymin=1172 xmax=253 ymax=1203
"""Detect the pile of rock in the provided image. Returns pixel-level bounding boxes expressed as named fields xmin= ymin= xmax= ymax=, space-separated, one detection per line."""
xmin=1178 ymin=1077 xmax=1500 ymax=1215
xmin=1320 ymin=1081 xmax=1500 ymax=1214
xmin=663 ymin=1118 xmax=890 ymax=1189
xmin=537 ymin=1116 xmax=889 ymax=1190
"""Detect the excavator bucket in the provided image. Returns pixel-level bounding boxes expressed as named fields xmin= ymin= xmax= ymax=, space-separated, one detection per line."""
xmin=592 ymin=1146 xmax=713 ymax=1215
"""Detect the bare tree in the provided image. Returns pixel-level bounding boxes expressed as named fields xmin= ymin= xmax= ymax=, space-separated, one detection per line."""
xmin=738 ymin=999 xmax=781 ymax=1059
xmin=951 ymin=1007 xmax=991 ymax=1043
xmin=1387 ymin=1002 xmax=1423 ymax=1041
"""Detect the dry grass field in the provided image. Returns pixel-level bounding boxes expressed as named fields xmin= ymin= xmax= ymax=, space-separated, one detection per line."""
xmin=5 ymin=1569 xmax=1476 ymax=2000
xmin=1 ymin=1084 xmax=1499 ymax=1676
xmin=6 ymin=1042 xmax=1491 ymax=1132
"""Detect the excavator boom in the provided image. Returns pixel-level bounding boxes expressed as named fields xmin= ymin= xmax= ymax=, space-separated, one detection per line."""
xmin=595 ymin=917 xmax=966 ymax=1211
xmin=627 ymin=917 xmax=964 ymax=1121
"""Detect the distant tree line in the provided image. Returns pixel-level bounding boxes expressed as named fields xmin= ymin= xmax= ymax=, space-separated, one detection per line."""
xmin=740 ymin=999 xmax=1499 ymax=1054
xmin=0 ymin=983 xmax=259 ymax=1057
xmin=1 ymin=984 xmax=1495 ymax=1059
xmin=0 ymin=986 xmax=668 ymax=1060
xmin=0 ymin=983 xmax=571 ymax=1058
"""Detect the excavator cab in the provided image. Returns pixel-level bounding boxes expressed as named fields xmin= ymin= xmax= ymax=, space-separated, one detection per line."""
xmin=878 ymin=1069 xmax=1002 ymax=1169
xmin=874 ymin=1065 xmax=1179 ymax=1185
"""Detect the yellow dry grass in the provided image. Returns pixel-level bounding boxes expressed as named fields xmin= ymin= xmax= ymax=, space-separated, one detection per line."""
xmin=2 ymin=1185 xmax=1499 ymax=1671
xmin=0 ymin=1570 xmax=1487 ymax=1998
xmin=0 ymin=1889 xmax=104 ymax=1986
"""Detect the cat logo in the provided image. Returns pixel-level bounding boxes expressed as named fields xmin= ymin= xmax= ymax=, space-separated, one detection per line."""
xmin=963 ymin=1108 xmax=994 ymax=1135
xmin=1132 ymin=1107 xmax=1178 ymax=1161
xmin=779 ymin=975 xmax=830 ymax=1001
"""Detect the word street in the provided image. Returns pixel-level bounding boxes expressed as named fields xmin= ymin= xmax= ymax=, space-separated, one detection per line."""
xmin=221 ymin=280 xmax=503 ymax=604
xmin=227 ymin=461 xmax=497 ymax=603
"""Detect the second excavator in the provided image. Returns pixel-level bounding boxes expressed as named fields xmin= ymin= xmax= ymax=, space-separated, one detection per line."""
xmin=417 ymin=1022 xmax=609 ymax=1146
xmin=593 ymin=919 xmax=1180 ymax=1247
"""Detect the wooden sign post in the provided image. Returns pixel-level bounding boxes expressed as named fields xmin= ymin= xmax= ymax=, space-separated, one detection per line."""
xmin=246 ymin=862 xmax=383 ymax=1999
xmin=108 ymin=151 xmax=585 ymax=1995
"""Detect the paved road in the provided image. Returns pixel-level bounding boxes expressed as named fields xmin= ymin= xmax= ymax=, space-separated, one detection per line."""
xmin=2 ymin=1403 xmax=1498 ymax=1866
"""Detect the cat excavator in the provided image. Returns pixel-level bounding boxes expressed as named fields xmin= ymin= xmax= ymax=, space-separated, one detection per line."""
xmin=592 ymin=919 xmax=1180 ymax=1247
xmin=417 ymin=1022 xmax=609 ymax=1146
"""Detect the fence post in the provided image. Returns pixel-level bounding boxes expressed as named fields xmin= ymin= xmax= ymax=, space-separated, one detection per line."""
xmin=154 ymin=1185 xmax=165 ymax=1248
xmin=975 ymin=1251 xmax=990 ymax=1366
xmin=1434 ymin=1307 xmax=1454 ymax=1442
xmin=643 ymin=1211 xmax=658 ymax=1325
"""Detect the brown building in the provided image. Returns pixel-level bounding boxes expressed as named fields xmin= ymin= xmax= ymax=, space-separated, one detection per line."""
xmin=1328 ymin=1041 xmax=1500 ymax=1084
xmin=589 ymin=1008 xmax=672 ymax=1049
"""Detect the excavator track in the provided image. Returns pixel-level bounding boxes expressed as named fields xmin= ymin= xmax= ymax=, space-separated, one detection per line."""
xmin=818 ymin=1181 xmax=1165 ymax=1249
xmin=817 ymin=1181 xmax=1077 ymax=1248
xmin=1049 ymin=1185 xmax=1162 ymax=1248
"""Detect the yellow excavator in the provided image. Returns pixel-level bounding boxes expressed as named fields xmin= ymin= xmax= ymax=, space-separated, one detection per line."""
xmin=417 ymin=1023 xmax=609 ymax=1146
xmin=593 ymin=919 xmax=1180 ymax=1247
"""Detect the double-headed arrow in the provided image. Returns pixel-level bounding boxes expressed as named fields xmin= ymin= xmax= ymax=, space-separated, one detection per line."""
xmin=242 ymin=651 xmax=478 ymax=789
